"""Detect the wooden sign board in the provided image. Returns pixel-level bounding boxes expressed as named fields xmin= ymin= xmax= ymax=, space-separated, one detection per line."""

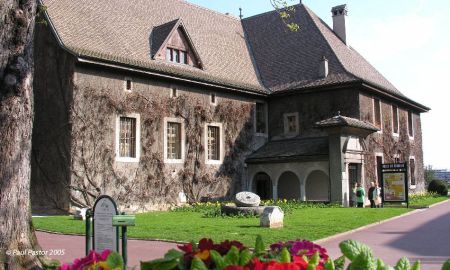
xmin=93 ymin=195 xmax=119 ymax=252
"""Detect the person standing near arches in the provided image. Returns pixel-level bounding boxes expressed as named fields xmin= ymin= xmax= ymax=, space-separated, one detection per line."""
xmin=368 ymin=181 xmax=376 ymax=208
xmin=355 ymin=182 xmax=365 ymax=208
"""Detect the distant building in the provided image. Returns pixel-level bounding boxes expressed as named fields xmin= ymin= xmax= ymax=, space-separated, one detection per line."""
xmin=31 ymin=0 xmax=429 ymax=213
xmin=433 ymin=170 xmax=450 ymax=184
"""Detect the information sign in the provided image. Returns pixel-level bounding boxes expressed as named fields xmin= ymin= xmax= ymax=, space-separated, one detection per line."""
xmin=92 ymin=195 xmax=119 ymax=252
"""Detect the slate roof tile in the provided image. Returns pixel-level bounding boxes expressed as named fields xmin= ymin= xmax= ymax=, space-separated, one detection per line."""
xmin=246 ymin=137 xmax=329 ymax=163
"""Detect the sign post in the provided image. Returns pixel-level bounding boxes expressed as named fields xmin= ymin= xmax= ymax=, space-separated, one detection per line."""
xmin=92 ymin=195 xmax=119 ymax=253
xmin=112 ymin=213 xmax=135 ymax=269
xmin=381 ymin=163 xmax=409 ymax=208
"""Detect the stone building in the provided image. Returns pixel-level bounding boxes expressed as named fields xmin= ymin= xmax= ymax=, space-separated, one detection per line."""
xmin=31 ymin=0 xmax=429 ymax=213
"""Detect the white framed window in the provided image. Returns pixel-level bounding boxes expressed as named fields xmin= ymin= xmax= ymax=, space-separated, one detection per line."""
xmin=283 ymin=112 xmax=299 ymax=135
xmin=392 ymin=105 xmax=399 ymax=136
xmin=210 ymin=93 xmax=217 ymax=105
xmin=170 ymin=87 xmax=177 ymax=98
xmin=166 ymin=47 xmax=188 ymax=65
xmin=409 ymin=156 xmax=416 ymax=188
xmin=407 ymin=111 xmax=414 ymax=139
xmin=164 ymin=118 xmax=185 ymax=163
xmin=372 ymin=98 xmax=382 ymax=133
xmin=205 ymin=123 xmax=223 ymax=164
xmin=254 ymin=102 xmax=268 ymax=135
xmin=124 ymin=77 xmax=133 ymax=92
xmin=115 ymin=113 xmax=140 ymax=162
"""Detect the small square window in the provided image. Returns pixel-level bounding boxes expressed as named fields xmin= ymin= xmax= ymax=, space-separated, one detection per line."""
xmin=283 ymin=112 xmax=299 ymax=135
xmin=124 ymin=78 xmax=132 ymax=91
xmin=170 ymin=88 xmax=177 ymax=98
xmin=210 ymin=93 xmax=217 ymax=105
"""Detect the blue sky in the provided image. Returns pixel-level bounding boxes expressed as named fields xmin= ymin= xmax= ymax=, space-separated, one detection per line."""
xmin=188 ymin=0 xmax=450 ymax=169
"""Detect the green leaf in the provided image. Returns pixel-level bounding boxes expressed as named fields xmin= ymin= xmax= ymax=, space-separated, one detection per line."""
xmin=140 ymin=249 xmax=182 ymax=270
xmin=306 ymin=252 xmax=320 ymax=270
xmin=164 ymin=249 xmax=184 ymax=260
xmin=223 ymin=246 xmax=240 ymax=266
xmin=239 ymin=249 xmax=253 ymax=266
xmin=333 ymin=256 xmax=345 ymax=270
xmin=141 ymin=259 xmax=179 ymax=270
xmin=348 ymin=250 xmax=376 ymax=270
xmin=255 ymin=235 xmax=265 ymax=255
xmin=339 ymin=240 xmax=373 ymax=261
xmin=394 ymin=257 xmax=410 ymax=270
xmin=376 ymin=258 xmax=394 ymax=270
xmin=191 ymin=256 xmax=208 ymax=270
xmin=324 ymin=258 xmax=335 ymax=270
xmin=411 ymin=261 xmax=420 ymax=270
xmin=210 ymin=250 xmax=225 ymax=270
xmin=106 ymin=252 xmax=124 ymax=269
xmin=442 ymin=259 xmax=450 ymax=270
xmin=280 ymin=247 xmax=291 ymax=263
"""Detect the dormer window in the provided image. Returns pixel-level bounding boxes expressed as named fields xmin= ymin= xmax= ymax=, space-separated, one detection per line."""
xmin=166 ymin=48 xmax=188 ymax=65
xmin=152 ymin=19 xmax=202 ymax=69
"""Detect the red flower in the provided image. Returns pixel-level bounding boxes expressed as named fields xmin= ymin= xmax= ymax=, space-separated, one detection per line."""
xmin=178 ymin=243 xmax=193 ymax=253
xmin=198 ymin=238 xmax=215 ymax=251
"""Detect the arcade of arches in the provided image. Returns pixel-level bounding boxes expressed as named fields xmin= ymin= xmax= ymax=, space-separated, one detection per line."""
xmin=250 ymin=166 xmax=330 ymax=202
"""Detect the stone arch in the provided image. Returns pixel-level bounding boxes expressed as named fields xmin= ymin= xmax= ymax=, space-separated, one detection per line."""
xmin=305 ymin=170 xmax=330 ymax=201
xmin=252 ymin=172 xmax=272 ymax=200
xmin=277 ymin=171 xmax=301 ymax=200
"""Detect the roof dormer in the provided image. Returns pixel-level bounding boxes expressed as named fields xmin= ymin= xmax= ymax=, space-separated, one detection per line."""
xmin=151 ymin=19 xmax=203 ymax=69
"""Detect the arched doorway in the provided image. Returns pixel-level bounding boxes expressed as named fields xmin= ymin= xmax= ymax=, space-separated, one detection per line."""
xmin=305 ymin=170 xmax=330 ymax=201
xmin=277 ymin=171 xmax=300 ymax=200
xmin=252 ymin=172 xmax=272 ymax=200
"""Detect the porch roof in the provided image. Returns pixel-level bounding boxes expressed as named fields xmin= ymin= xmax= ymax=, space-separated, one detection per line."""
xmin=246 ymin=137 xmax=329 ymax=164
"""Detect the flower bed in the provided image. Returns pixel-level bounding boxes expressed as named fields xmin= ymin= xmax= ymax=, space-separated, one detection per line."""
xmin=55 ymin=237 xmax=450 ymax=270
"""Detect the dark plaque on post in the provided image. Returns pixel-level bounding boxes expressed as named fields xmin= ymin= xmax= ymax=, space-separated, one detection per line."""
xmin=92 ymin=195 xmax=119 ymax=252
xmin=381 ymin=163 xmax=409 ymax=207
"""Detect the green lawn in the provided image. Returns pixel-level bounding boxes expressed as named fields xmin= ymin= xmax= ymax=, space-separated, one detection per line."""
xmin=409 ymin=195 xmax=448 ymax=207
xmin=34 ymin=208 xmax=411 ymax=246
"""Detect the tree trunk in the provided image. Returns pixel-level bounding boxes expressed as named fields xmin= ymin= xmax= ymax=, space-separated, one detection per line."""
xmin=0 ymin=0 xmax=41 ymax=269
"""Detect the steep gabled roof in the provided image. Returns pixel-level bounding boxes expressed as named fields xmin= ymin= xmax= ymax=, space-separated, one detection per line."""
xmin=41 ymin=0 xmax=266 ymax=93
xmin=150 ymin=18 xmax=203 ymax=68
xmin=150 ymin=19 xmax=179 ymax=58
xmin=242 ymin=5 xmax=405 ymax=98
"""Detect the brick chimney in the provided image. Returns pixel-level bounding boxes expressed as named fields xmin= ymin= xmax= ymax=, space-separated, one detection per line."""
xmin=331 ymin=4 xmax=348 ymax=45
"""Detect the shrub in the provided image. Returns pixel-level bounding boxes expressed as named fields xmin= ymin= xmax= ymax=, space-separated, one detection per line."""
xmin=427 ymin=179 xmax=448 ymax=196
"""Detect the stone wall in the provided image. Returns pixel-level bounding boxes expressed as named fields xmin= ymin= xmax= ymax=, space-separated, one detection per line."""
xmin=359 ymin=92 xmax=425 ymax=192
xmin=268 ymin=88 xmax=360 ymax=139
xmin=31 ymin=24 xmax=76 ymax=214
xmin=68 ymin=65 xmax=267 ymax=212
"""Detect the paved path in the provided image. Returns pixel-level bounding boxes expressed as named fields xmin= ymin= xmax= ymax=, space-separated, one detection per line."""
xmin=317 ymin=200 xmax=450 ymax=269
xmin=36 ymin=232 xmax=178 ymax=268
xmin=36 ymin=200 xmax=450 ymax=269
